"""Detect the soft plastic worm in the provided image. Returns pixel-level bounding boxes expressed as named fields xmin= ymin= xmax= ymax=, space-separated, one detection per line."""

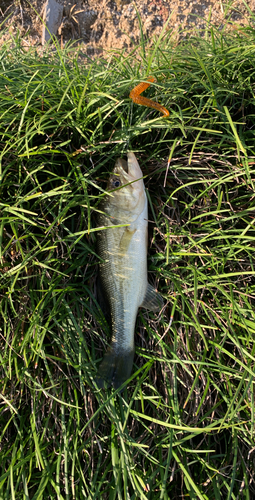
xmin=129 ymin=77 xmax=169 ymax=117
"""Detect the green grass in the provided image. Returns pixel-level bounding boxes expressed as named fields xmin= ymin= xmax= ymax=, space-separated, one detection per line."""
xmin=1 ymin=11 xmax=255 ymax=499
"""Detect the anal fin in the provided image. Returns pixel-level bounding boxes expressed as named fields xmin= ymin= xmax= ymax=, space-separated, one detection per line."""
xmin=141 ymin=283 xmax=163 ymax=312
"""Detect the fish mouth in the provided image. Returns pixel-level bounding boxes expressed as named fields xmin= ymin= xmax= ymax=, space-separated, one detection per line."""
xmin=112 ymin=157 xmax=130 ymax=184
xmin=112 ymin=153 xmax=143 ymax=184
xmin=114 ymin=158 xmax=128 ymax=173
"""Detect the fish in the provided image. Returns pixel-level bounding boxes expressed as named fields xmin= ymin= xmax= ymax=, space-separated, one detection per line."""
xmin=96 ymin=152 xmax=163 ymax=390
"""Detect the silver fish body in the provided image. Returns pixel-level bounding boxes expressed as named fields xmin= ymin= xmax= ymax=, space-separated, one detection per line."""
xmin=96 ymin=152 xmax=162 ymax=390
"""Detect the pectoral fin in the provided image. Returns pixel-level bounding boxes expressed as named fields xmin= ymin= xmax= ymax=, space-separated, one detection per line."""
xmin=141 ymin=283 xmax=163 ymax=312
xmin=119 ymin=228 xmax=136 ymax=254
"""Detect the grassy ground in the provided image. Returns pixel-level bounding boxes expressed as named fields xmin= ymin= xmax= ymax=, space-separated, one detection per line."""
xmin=1 ymin=11 xmax=255 ymax=499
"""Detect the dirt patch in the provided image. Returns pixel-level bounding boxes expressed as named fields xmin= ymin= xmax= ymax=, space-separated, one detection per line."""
xmin=0 ymin=0 xmax=254 ymax=54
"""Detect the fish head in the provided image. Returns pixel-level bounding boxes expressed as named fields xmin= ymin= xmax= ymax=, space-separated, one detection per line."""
xmin=106 ymin=152 xmax=146 ymax=219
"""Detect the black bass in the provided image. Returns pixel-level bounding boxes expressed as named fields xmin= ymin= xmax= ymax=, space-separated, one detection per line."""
xmin=96 ymin=152 xmax=163 ymax=390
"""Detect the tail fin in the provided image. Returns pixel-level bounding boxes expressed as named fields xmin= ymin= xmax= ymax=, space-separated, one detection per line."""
xmin=96 ymin=347 xmax=134 ymax=390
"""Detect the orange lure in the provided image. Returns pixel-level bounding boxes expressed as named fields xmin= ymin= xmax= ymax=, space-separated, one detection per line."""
xmin=129 ymin=77 xmax=169 ymax=117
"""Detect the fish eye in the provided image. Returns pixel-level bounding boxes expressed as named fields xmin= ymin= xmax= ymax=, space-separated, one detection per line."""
xmin=112 ymin=178 xmax=121 ymax=188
